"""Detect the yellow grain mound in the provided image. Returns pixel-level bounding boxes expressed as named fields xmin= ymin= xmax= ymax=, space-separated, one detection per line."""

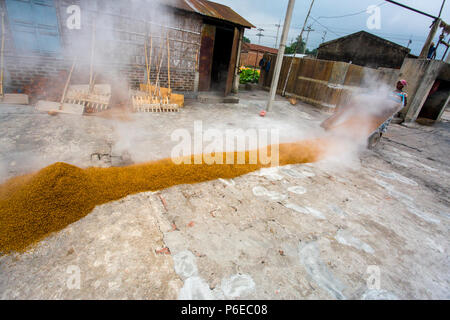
xmin=0 ymin=140 xmax=327 ymax=253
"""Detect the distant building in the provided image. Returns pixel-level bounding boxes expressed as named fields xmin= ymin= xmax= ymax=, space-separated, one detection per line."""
xmin=317 ymin=31 xmax=411 ymax=69
xmin=240 ymin=43 xmax=278 ymax=67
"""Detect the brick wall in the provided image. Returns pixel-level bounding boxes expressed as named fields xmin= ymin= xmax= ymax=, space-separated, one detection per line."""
xmin=240 ymin=51 xmax=265 ymax=68
xmin=1 ymin=0 xmax=202 ymax=95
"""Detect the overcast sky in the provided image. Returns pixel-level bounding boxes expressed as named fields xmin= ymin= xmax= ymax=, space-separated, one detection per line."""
xmin=214 ymin=0 xmax=449 ymax=58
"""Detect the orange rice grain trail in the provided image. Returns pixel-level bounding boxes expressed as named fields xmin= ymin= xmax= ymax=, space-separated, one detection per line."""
xmin=0 ymin=140 xmax=325 ymax=254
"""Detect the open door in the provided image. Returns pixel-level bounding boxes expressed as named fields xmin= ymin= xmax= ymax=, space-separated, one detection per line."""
xmin=198 ymin=24 xmax=216 ymax=91
xmin=224 ymin=27 xmax=240 ymax=96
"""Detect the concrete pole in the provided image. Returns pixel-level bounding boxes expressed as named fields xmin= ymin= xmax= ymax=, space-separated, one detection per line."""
xmin=419 ymin=18 xmax=441 ymax=58
xmin=281 ymin=0 xmax=315 ymax=96
xmin=266 ymin=0 xmax=296 ymax=112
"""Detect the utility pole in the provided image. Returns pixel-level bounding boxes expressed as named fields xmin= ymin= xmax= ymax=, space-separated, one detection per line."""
xmin=316 ymin=31 xmax=327 ymax=58
xmin=406 ymin=38 xmax=412 ymax=49
xmin=266 ymin=0 xmax=296 ymax=112
xmin=321 ymin=31 xmax=327 ymax=44
xmin=256 ymin=28 xmax=265 ymax=45
xmin=282 ymin=0 xmax=315 ymax=96
xmin=274 ymin=21 xmax=281 ymax=48
xmin=302 ymin=25 xmax=315 ymax=54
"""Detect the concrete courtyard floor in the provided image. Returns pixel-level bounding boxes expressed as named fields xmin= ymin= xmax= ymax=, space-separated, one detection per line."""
xmin=0 ymin=90 xmax=449 ymax=299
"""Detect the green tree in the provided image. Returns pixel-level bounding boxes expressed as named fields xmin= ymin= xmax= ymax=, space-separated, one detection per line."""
xmin=285 ymin=36 xmax=306 ymax=54
xmin=305 ymin=48 xmax=318 ymax=56
xmin=243 ymin=36 xmax=251 ymax=44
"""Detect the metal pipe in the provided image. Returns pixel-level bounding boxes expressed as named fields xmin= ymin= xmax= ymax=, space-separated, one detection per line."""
xmin=438 ymin=0 xmax=446 ymax=18
xmin=384 ymin=0 xmax=437 ymax=20
xmin=267 ymin=0 xmax=296 ymax=112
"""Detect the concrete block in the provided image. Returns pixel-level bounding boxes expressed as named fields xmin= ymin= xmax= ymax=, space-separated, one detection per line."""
xmin=0 ymin=94 xmax=29 ymax=105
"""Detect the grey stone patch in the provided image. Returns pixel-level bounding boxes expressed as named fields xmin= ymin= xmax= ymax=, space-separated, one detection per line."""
xmin=252 ymin=186 xmax=268 ymax=197
xmin=425 ymin=238 xmax=444 ymax=253
xmin=401 ymin=201 xmax=441 ymax=225
xmin=218 ymin=178 xmax=235 ymax=187
xmin=284 ymin=202 xmax=309 ymax=214
xmin=298 ymin=168 xmax=316 ymax=177
xmin=178 ymin=276 xmax=215 ymax=300
xmin=265 ymin=191 xmax=287 ymax=202
xmin=254 ymin=167 xmax=284 ymax=181
xmin=284 ymin=203 xmax=326 ymax=219
xmin=287 ymin=186 xmax=307 ymax=195
xmin=402 ymin=157 xmax=438 ymax=172
xmin=212 ymin=288 xmax=226 ymax=300
xmin=164 ymin=232 xmax=190 ymax=255
xmin=298 ymin=241 xmax=346 ymax=300
xmin=221 ymin=274 xmax=256 ymax=299
xmin=373 ymin=176 xmax=440 ymax=224
xmin=440 ymin=212 xmax=450 ymax=220
xmin=361 ymin=289 xmax=399 ymax=300
xmin=280 ymin=166 xmax=305 ymax=178
xmin=335 ymin=229 xmax=374 ymax=254
xmin=173 ymin=250 xmax=199 ymax=280
xmin=376 ymin=170 xmax=418 ymax=186
xmin=371 ymin=178 xmax=414 ymax=202
xmin=297 ymin=112 xmax=314 ymax=120
xmin=328 ymin=204 xmax=347 ymax=216
xmin=252 ymin=186 xmax=287 ymax=201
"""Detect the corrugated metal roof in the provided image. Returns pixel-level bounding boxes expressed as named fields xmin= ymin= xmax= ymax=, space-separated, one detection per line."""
xmin=166 ymin=0 xmax=254 ymax=28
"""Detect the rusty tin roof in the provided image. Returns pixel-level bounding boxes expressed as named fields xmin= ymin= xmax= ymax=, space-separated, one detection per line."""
xmin=167 ymin=0 xmax=254 ymax=28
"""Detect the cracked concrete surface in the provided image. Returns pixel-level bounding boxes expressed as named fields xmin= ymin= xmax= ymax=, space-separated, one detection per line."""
xmin=0 ymin=91 xmax=449 ymax=299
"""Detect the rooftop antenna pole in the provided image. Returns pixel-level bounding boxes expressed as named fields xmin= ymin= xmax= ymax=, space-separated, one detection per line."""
xmin=316 ymin=30 xmax=327 ymax=58
xmin=267 ymin=0 xmax=296 ymax=112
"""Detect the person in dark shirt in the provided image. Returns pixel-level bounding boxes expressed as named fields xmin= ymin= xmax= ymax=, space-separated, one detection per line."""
xmin=428 ymin=42 xmax=437 ymax=59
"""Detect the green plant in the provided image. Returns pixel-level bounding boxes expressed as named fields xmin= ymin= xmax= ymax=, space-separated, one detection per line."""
xmin=239 ymin=67 xmax=260 ymax=84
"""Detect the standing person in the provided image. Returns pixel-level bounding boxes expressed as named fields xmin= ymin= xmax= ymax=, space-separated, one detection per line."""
xmin=428 ymin=42 xmax=437 ymax=59
xmin=368 ymin=80 xmax=408 ymax=148
xmin=258 ymin=56 xmax=271 ymax=85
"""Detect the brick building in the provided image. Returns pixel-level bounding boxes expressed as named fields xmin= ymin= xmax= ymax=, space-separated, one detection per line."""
xmin=0 ymin=0 xmax=253 ymax=98
xmin=317 ymin=31 xmax=411 ymax=69
xmin=240 ymin=43 xmax=278 ymax=68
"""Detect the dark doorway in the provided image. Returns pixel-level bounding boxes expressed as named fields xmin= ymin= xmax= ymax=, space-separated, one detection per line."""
xmin=418 ymin=79 xmax=450 ymax=121
xmin=210 ymin=26 xmax=234 ymax=91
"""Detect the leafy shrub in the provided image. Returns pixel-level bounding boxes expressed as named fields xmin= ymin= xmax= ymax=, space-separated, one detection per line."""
xmin=239 ymin=67 xmax=260 ymax=84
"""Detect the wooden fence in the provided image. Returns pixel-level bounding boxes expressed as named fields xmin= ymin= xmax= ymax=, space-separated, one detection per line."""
xmin=260 ymin=54 xmax=400 ymax=111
